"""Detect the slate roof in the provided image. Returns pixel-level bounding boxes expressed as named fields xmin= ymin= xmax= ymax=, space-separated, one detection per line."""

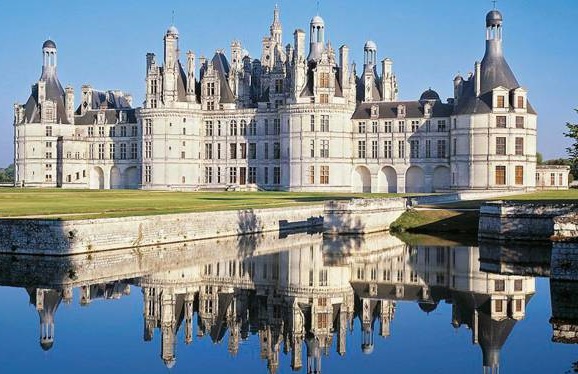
xmin=352 ymin=100 xmax=453 ymax=120
xmin=211 ymin=52 xmax=235 ymax=104
xmin=23 ymin=67 xmax=70 ymax=124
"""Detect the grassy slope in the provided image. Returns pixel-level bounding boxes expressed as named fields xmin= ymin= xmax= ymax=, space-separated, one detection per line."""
xmin=0 ymin=189 xmax=406 ymax=220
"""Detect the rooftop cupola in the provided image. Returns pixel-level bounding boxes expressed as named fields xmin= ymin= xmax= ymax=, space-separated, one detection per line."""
xmin=307 ymin=15 xmax=325 ymax=62
xmin=42 ymin=39 xmax=57 ymax=77
xmin=363 ymin=40 xmax=377 ymax=67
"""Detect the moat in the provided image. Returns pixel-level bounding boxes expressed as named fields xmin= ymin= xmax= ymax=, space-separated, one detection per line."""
xmin=0 ymin=230 xmax=575 ymax=373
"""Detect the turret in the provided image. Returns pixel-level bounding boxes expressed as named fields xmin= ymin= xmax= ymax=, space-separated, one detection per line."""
xmin=307 ymin=15 xmax=325 ymax=62
xmin=270 ymin=5 xmax=282 ymax=45
xmin=186 ymin=50 xmax=196 ymax=102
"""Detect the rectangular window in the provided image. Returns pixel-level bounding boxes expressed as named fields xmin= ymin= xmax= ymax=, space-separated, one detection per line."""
xmin=358 ymin=122 xmax=366 ymax=133
xmin=495 ymin=166 xmax=506 ymax=185
xmin=496 ymin=116 xmax=507 ymax=128
xmin=240 ymin=143 xmax=247 ymax=159
xmin=437 ymin=140 xmax=446 ymax=158
xmin=145 ymin=141 xmax=152 ymax=159
xmin=275 ymin=79 xmax=284 ymax=93
xmin=145 ymin=119 xmax=152 ymax=135
xmin=310 ymin=139 xmax=315 ymax=158
xmin=437 ymin=120 xmax=446 ymax=132
xmin=551 ymin=173 xmax=556 ymax=185
xmin=264 ymin=119 xmax=269 ymax=135
xmin=515 ymin=137 xmax=524 ymax=155
xmin=205 ymin=143 xmax=213 ymax=159
xmin=207 ymin=82 xmax=215 ymax=96
xmin=372 ymin=121 xmax=378 ymax=133
xmin=497 ymin=95 xmax=505 ymax=108
xmin=120 ymin=126 xmax=127 ymax=137
xmin=273 ymin=119 xmax=281 ymax=135
xmin=45 ymin=126 xmax=53 ymax=136
xmin=560 ymin=173 xmax=564 ymax=186
xmin=308 ymin=165 xmax=315 ymax=184
xmin=204 ymin=167 xmax=213 ymax=184
xmin=249 ymin=143 xmax=256 ymax=159
xmin=496 ymin=137 xmax=507 ymax=155
xmin=273 ymin=167 xmax=281 ymax=184
xmin=398 ymin=140 xmax=405 ymax=158
xmin=180 ymin=151 xmax=185 ymax=159
xmin=358 ymin=140 xmax=366 ymax=158
xmin=320 ymin=166 xmax=329 ymax=184
xmin=229 ymin=167 xmax=237 ymax=184
xmin=494 ymin=280 xmax=505 ymax=292
xmin=264 ymin=167 xmax=269 ymax=184
xmin=321 ymin=115 xmax=329 ymax=132
xmin=120 ymin=143 xmax=127 ymax=159
xmin=248 ymin=167 xmax=257 ymax=184
xmin=131 ymin=125 xmax=138 ymax=137
xmin=384 ymin=121 xmax=392 ymax=133
xmin=319 ymin=94 xmax=329 ymax=104
xmin=398 ymin=121 xmax=405 ymax=132
xmin=515 ymin=165 xmax=524 ymax=185
xmin=273 ymin=142 xmax=280 ymax=159
xmin=310 ymin=115 xmax=315 ymax=132
xmin=217 ymin=143 xmax=222 ymax=159
xmin=384 ymin=140 xmax=392 ymax=158
xmin=410 ymin=140 xmax=419 ymax=158
xmin=109 ymin=126 xmax=116 ymax=137
xmin=411 ymin=120 xmax=419 ymax=132
xmin=319 ymin=72 xmax=330 ymax=88
xmin=205 ymin=121 xmax=213 ymax=136
xmin=425 ymin=120 xmax=431 ymax=132
xmin=264 ymin=143 xmax=269 ymax=159
xmin=144 ymin=165 xmax=152 ymax=183
xmin=516 ymin=116 xmax=524 ymax=129
xmin=230 ymin=143 xmax=237 ymax=159
xmin=372 ymin=140 xmax=378 ymax=159
xmin=217 ymin=167 xmax=222 ymax=183
xmin=98 ymin=143 xmax=105 ymax=160
xmin=239 ymin=167 xmax=247 ymax=185
xmin=452 ymin=138 xmax=457 ymax=156
xmin=514 ymin=279 xmax=523 ymax=291
xmin=517 ymin=96 xmax=524 ymax=109
xmin=130 ymin=144 xmax=137 ymax=160
xmin=98 ymin=126 xmax=105 ymax=137
xmin=320 ymin=140 xmax=329 ymax=158
xmin=230 ymin=121 xmax=238 ymax=136
xmin=88 ymin=127 xmax=94 ymax=137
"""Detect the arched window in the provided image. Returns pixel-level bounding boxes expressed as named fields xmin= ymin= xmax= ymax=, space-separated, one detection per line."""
xmin=240 ymin=120 xmax=247 ymax=136
xmin=230 ymin=120 xmax=238 ymax=136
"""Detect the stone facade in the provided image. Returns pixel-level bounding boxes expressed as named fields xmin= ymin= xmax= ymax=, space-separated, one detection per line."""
xmin=535 ymin=165 xmax=570 ymax=190
xmin=14 ymin=7 xmax=537 ymax=193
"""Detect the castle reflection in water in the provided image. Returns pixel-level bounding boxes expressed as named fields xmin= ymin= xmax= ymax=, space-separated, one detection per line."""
xmin=5 ymin=232 xmax=551 ymax=373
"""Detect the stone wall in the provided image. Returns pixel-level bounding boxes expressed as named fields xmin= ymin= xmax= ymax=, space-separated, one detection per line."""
xmin=478 ymin=201 xmax=577 ymax=240
xmin=0 ymin=205 xmax=324 ymax=255
xmin=323 ymin=198 xmax=407 ymax=235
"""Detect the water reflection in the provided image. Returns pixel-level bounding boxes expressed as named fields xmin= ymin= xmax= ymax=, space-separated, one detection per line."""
xmin=1 ymin=232 xmax=575 ymax=373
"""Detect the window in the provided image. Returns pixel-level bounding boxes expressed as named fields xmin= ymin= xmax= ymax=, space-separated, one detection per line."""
xmin=494 ymin=280 xmax=505 ymax=292
xmin=273 ymin=119 xmax=280 ymax=135
xmin=384 ymin=140 xmax=392 ymax=158
xmin=217 ymin=167 xmax=222 ymax=183
xmin=452 ymin=138 xmax=457 ymax=156
xmin=130 ymin=144 xmax=138 ymax=159
xmin=204 ymin=167 xmax=213 ymax=184
xmin=240 ymin=143 xmax=247 ymax=159
xmin=131 ymin=125 xmax=138 ymax=137
xmin=273 ymin=142 xmax=280 ymax=159
xmin=308 ymin=165 xmax=315 ymax=184
xmin=515 ymin=166 xmax=524 ymax=185
xmin=310 ymin=115 xmax=315 ymax=132
xmin=551 ymin=173 xmax=556 ymax=185
xmin=230 ymin=120 xmax=238 ymax=136
xmin=437 ymin=140 xmax=446 ymax=158
xmin=275 ymin=79 xmax=284 ymax=93
xmin=496 ymin=137 xmax=507 ymax=155
xmin=45 ymin=141 xmax=52 ymax=148
xmin=425 ymin=120 xmax=431 ymax=132
xmin=45 ymin=126 xmax=53 ymax=136
xmin=515 ymin=299 xmax=523 ymax=312
xmin=248 ymin=167 xmax=256 ymax=184
xmin=514 ymin=279 xmax=523 ymax=291
xmin=319 ymin=94 xmax=329 ymax=104
xmin=239 ymin=167 xmax=246 ymax=185
xmin=398 ymin=140 xmax=405 ymax=158
xmin=181 ymin=151 xmax=185 ymax=159
xmin=517 ymin=96 xmax=524 ymax=109
xmin=358 ymin=140 xmax=366 ymax=158
xmin=45 ymin=174 xmax=52 ymax=182
xmin=273 ymin=167 xmax=281 ymax=184
xmin=319 ymin=270 xmax=328 ymax=286
xmin=411 ymin=120 xmax=419 ymax=132
xmin=437 ymin=120 xmax=446 ymax=132
xmin=560 ymin=173 xmax=564 ymax=186
xmin=309 ymin=139 xmax=316 ymax=157
xmin=249 ymin=143 xmax=256 ymax=159
xmin=319 ymin=72 xmax=330 ymax=88
xmin=372 ymin=121 xmax=378 ymax=133
xmin=264 ymin=119 xmax=269 ymax=135
xmin=88 ymin=127 xmax=94 ymax=137
xmin=495 ymin=166 xmax=506 ymax=185
xmin=515 ymin=137 xmax=524 ymax=155
xmin=264 ymin=167 xmax=269 ymax=184
xmin=321 ymin=115 xmax=329 ymax=132
xmin=320 ymin=140 xmax=329 ymax=158
xmin=98 ymin=126 xmax=105 ymax=137
xmin=45 ymin=152 xmax=52 ymax=159
xmin=410 ymin=140 xmax=419 ymax=158
xmin=145 ymin=141 xmax=152 ymax=159
xmin=207 ymin=101 xmax=214 ymax=111
xmin=249 ymin=120 xmax=257 ymax=135
xmin=497 ymin=95 xmax=505 ymax=108
xmin=109 ymin=143 xmax=116 ymax=159
xmin=120 ymin=143 xmax=127 ymax=159
xmin=398 ymin=121 xmax=405 ymax=132
xmin=230 ymin=143 xmax=237 ymax=159
xmin=384 ymin=121 xmax=392 ymax=133
xmin=264 ymin=143 xmax=269 ymax=159
xmin=120 ymin=126 xmax=127 ymax=137
xmin=207 ymin=82 xmax=215 ymax=96
xmin=358 ymin=122 xmax=366 ymax=133
xmin=320 ymin=165 xmax=328 ymax=184
xmin=217 ymin=143 xmax=222 ymax=159
xmin=516 ymin=116 xmax=524 ymax=129
xmin=205 ymin=143 xmax=213 ymax=159
xmin=205 ymin=121 xmax=213 ymax=136
xmin=98 ymin=143 xmax=105 ymax=160
xmin=145 ymin=119 xmax=152 ymax=135
xmin=496 ymin=116 xmax=507 ymax=128
xmin=229 ymin=167 xmax=237 ymax=183
xmin=372 ymin=140 xmax=378 ymax=158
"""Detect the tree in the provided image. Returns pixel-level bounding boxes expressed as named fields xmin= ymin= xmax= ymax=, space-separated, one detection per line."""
xmin=0 ymin=164 xmax=14 ymax=183
xmin=536 ymin=152 xmax=543 ymax=164
xmin=564 ymin=109 xmax=578 ymax=178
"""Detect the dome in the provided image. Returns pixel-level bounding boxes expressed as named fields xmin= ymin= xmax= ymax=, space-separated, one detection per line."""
xmin=42 ymin=39 xmax=56 ymax=49
xmin=311 ymin=15 xmax=325 ymax=25
xmin=40 ymin=341 xmax=54 ymax=351
xmin=364 ymin=40 xmax=377 ymax=51
xmin=419 ymin=88 xmax=441 ymax=102
xmin=486 ymin=10 xmax=503 ymax=27
xmin=166 ymin=25 xmax=179 ymax=36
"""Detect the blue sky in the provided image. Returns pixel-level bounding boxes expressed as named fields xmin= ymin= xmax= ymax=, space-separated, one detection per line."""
xmin=0 ymin=0 xmax=576 ymax=166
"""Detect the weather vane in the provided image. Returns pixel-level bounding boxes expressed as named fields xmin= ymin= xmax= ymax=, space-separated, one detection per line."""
xmin=316 ymin=0 xmax=320 ymax=14
xmin=171 ymin=10 xmax=175 ymax=25
xmin=492 ymin=0 xmax=497 ymax=9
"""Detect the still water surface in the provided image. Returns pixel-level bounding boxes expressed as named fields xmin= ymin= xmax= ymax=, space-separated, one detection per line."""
xmin=0 ymin=231 xmax=575 ymax=373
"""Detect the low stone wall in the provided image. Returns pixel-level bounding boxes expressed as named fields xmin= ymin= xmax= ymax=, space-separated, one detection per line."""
xmin=323 ymin=198 xmax=407 ymax=235
xmin=0 ymin=205 xmax=324 ymax=255
xmin=478 ymin=201 xmax=577 ymax=241
xmin=410 ymin=190 xmax=525 ymax=206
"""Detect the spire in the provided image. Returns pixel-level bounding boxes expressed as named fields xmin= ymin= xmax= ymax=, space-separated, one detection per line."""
xmin=270 ymin=5 xmax=282 ymax=44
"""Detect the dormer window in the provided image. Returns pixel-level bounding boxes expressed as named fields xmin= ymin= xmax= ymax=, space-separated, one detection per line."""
xmin=371 ymin=105 xmax=379 ymax=118
xmin=517 ymin=96 xmax=524 ymax=109
xmin=397 ymin=104 xmax=406 ymax=118
xmin=497 ymin=95 xmax=505 ymax=108
xmin=207 ymin=82 xmax=215 ymax=96
xmin=119 ymin=111 xmax=127 ymax=123
xmin=98 ymin=112 xmax=106 ymax=124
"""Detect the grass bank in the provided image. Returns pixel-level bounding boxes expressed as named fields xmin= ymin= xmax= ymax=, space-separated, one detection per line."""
xmin=0 ymin=189 xmax=409 ymax=220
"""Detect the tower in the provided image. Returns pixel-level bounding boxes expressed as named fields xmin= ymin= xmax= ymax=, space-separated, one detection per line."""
xmin=307 ymin=16 xmax=325 ymax=62
xmin=362 ymin=41 xmax=379 ymax=102
xmin=270 ymin=5 xmax=282 ymax=45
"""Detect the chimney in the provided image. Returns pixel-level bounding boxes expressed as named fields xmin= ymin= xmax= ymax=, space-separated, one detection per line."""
xmin=475 ymin=62 xmax=481 ymax=97
xmin=339 ymin=45 xmax=349 ymax=89
xmin=65 ymin=86 xmax=74 ymax=123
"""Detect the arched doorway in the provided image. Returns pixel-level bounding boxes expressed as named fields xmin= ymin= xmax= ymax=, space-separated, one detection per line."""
xmin=110 ymin=167 xmax=122 ymax=189
xmin=90 ymin=166 xmax=104 ymax=190
xmin=378 ymin=166 xmax=397 ymax=193
xmin=123 ymin=167 xmax=140 ymax=189
xmin=433 ymin=166 xmax=450 ymax=191
xmin=352 ymin=166 xmax=371 ymax=193
xmin=405 ymin=166 xmax=425 ymax=193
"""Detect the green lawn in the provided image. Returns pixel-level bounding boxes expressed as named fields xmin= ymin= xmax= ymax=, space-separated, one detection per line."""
xmin=0 ymin=189 xmax=408 ymax=220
